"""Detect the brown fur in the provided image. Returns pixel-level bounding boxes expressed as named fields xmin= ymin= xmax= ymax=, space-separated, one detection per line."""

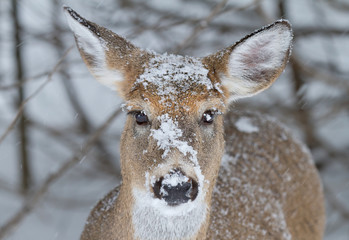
xmin=81 ymin=111 xmax=325 ymax=240
xmin=64 ymin=7 xmax=325 ymax=240
xmin=208 ymin=111 xmax=325 ymax=239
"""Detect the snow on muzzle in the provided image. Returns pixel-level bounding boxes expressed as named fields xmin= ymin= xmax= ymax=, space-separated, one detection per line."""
xmin=152 ymin=169 xmax=199 ymax=206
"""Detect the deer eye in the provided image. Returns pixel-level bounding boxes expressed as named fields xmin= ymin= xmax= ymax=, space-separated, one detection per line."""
xmin=201 ymin=110 xmax=215 ymax=125
xmin=129 ymin=111 xmax=149 ymax=125
xmin=135 ymin=112 xmax=149 ymax=125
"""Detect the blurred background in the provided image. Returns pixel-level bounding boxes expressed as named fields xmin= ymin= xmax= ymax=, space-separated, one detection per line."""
xmin=0 ymin=0 xmax=348 ymax=239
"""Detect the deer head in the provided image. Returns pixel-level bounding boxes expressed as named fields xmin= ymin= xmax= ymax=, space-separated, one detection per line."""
xmin=65 ymin=6 xmax=292 ymax=239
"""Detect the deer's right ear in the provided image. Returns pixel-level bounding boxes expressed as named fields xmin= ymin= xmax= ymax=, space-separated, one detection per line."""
xmin=63 ymin=6 xmax=149 ymax=96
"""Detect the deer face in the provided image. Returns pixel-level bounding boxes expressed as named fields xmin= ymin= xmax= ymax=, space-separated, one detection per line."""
xmin=121 ymin=54 xmax=226 ymax=210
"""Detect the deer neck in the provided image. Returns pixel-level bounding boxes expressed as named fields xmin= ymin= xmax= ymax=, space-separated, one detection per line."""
xmin=116 ymin=180 xmax=211 ymax=240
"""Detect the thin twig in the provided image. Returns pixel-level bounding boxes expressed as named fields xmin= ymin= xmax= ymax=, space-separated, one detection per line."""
xmin=294 ymin=27 xmax=349 ymax=37
xmin=174 ymin=0 xmax=228 ymax=54
xmin=324 ymin=182 xmax=349 ymax=220
xmin=0 ymin=46 xmax=73 ymax=145
xmin=0 ymin=71 xmax=49 ymax=90
xmin=0 ymin=108 xmax=122 ymax=239
xmin=323 ymin=0 xmax=349 ymax=12
xmin=292 ymin=56 xmax=349 ymax=92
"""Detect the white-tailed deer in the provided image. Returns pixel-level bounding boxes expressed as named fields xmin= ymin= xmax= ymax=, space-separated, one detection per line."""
xmin=64 ymin=6 xmax=325 ymax=240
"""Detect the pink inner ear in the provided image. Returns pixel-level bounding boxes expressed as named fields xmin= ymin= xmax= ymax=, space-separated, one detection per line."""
xmin=228 ymin=25 xmax=292 ymax=83
xmin=241 ymin=40 xmax=274 ymax=69
xmin=220 ymin=23 xmax=292 ymax=100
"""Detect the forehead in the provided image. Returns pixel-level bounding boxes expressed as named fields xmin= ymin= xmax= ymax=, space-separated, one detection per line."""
xmin=131 ymin=54 xmax=224 ymax=115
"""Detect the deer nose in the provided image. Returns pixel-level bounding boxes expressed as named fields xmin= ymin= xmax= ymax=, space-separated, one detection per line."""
xmin=153 ymin=169 xmax=198 ymax=206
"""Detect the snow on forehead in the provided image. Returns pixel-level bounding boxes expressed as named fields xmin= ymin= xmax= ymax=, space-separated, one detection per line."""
xmin=135 ymin=53 xmax=213 ymax=96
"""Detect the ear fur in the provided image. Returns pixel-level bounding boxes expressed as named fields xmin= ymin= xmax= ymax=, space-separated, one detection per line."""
xmin=64 ymin=6 xmax=151 ymax=96
xmin=203 ymin=20 xmax=293 ymax=102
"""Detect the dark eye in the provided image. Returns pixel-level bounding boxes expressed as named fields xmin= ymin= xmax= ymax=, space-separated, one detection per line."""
xmin=201 ymin=110 xmax=215 ymax=125
xmin=134 ymin=111 xmax=149 ymax=125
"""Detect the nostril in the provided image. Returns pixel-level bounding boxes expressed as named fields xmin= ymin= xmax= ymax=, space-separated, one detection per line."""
xmin=190 ymin=179 xmax=199 ymax=201
xmin=153 ymin=177 xmax=164 ymax=199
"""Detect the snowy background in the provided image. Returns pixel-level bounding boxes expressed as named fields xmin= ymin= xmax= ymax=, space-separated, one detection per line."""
xmin=0 ymin=0 xmax=348 ymax=239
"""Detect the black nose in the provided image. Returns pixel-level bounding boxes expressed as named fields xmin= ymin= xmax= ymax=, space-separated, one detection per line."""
xmin=153 ymin=170 xmax=198 ymax=206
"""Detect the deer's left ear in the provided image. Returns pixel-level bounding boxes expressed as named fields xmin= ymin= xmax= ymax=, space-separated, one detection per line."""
xmin=203 ymin=20 xmax=293 ymax=102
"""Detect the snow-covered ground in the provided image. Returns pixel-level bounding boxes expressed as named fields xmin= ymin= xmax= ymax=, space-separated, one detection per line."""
xmin=0 ymin=0 xmax=348 ymax=239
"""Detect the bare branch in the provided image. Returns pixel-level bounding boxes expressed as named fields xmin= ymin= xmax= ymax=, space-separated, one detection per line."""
xmin=0 ymin=108 xmax=122 ymax=239
xmin=0 ymin=46 xmax=73 ymax=145
xmin=174 ymin=0 xmax=228 ymax=54
xmin=12 ymin=0 xmax=31 ymax=193
xmin=324 ymin=0 xmax=349 ymax=12
xmin=294 ymin=28 xmax=349 ymax=38
xmin=292 ymin=56 xmax=349 ymax=92
xmin=0 ymin=71 xmax=50 ymax=90
xmin=324 ymin=183 xmax=349 ymax=220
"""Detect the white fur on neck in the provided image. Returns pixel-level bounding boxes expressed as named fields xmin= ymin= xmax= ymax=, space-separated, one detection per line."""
xmin=64 ymin=9 xmax=124 ymax=90
xmin=132 ymin=188 xmax=207 ymax=240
